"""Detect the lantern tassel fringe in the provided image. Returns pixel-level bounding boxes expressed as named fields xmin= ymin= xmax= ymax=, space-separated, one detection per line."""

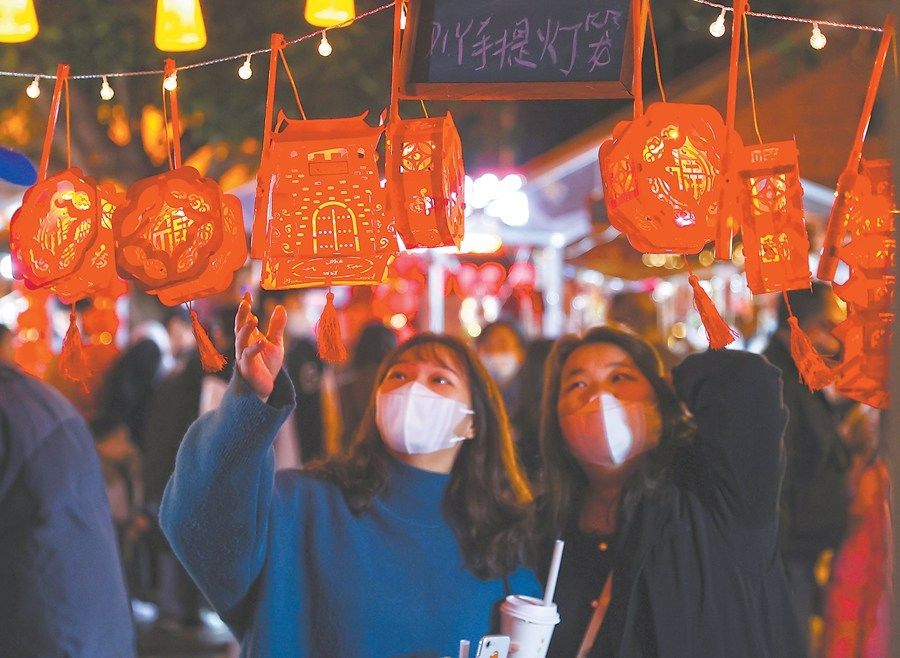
xmin=60 ymin=310 xmax=91 ymax=384
xmin=316 ymin=291 xmax=348 ymax=364
xmin=688 ymin=274 xmax=737 ymax=350
xmin=190 ymin=309 xmax=227 ymax=373
xmin=788 ymin=316 xmax=834 ymax=391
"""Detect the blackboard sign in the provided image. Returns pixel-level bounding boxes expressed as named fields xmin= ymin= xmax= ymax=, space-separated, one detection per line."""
xmin=399 ymin=0 xmax=634 ymax=100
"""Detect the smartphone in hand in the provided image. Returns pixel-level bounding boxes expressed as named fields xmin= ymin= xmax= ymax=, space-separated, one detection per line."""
xmin=474 ymin=635 xmax=510 ymax=658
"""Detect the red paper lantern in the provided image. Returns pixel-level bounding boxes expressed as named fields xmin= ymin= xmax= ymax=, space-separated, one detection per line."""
xmin=12 ymin=283 xmax=52 ymax=378
xmin=832 ymin=311 xmax=891 ymax=409
xmin=386 ymin=114 xmax=465 ymax=249
xmin=114 ymin=60 xmax=246 ymax=307
xmin=734 ymin=140 xmax=811 ymax=294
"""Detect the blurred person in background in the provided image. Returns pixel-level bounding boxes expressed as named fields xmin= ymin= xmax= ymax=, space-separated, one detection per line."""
xmin=285 ymin=337 xmax=329 ymax=463
xmin=0 ymin=323 xmax=13 ymax=364
xmin=0 ymin=356 xmax=135 ymax=657
xmin=509 ymin=338 xmax=555 ymax=483
xmin=821 ymin=405 xmax=890 ymax=658
xmin=142 ymin=305 xmax=237 ymax=629
xmin=607 ymin=291 xmax=681 ymax=372
xmin=763 ymin=282 xmax=851 ymax=653
xmin=475 ymin=320 xmax=526 ymax=411
xmin=336 ymin=321 xmax=398 ymax=451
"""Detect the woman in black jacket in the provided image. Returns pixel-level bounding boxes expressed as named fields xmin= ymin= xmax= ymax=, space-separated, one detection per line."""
xmin=540 ymin=326 xmax=804 ymax=657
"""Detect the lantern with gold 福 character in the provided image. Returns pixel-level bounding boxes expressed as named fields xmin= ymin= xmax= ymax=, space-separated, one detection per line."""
xmin=599 ymin=0 xmax=746 ymax=348
xmin=816 ymin=18 xmax=895 ymax=408
xmin=114 ymin=59 xmax=247 ymax=372
xmin=251 ymin=34 xmax=397 ymax=362
xmin=8 ymin=64 xmax=116 ymax=382
xmin=384 ymin=1 xmax=465 ymax=249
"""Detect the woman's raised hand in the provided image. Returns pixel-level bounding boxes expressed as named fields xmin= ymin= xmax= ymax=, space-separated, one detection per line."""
xmin=235 ymin=292 xmax=287 ymax=400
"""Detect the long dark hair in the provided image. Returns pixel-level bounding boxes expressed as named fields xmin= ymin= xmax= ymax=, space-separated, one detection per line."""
xmin=308 ymin=332 xmax=535 ymax=580
xmin=539 ymin=325 xmax=694 ymax=538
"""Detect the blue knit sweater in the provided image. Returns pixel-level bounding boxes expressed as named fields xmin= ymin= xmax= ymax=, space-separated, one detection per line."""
xmin=160 ymin=370 xmax=540 ymax=657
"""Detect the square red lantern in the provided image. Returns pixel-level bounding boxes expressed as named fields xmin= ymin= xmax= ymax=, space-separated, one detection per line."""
xmin=254 ymin=112 xmax=396 ymax=290
xmin=386 ymin=113 xmax=465 ymax=249
xmin=733 ymin=139 xmax=811 ymax=294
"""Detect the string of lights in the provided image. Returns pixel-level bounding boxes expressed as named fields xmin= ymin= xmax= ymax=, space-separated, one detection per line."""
xmin=693 ymin=0 xmax=886 ymax=51
xmin=0 ymin=1 xmax=396 ymax=98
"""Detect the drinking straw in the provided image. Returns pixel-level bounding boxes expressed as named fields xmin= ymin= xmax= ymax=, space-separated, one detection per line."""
xmin=543 ymin=539 xmax=565 ymax=606
xmin=458 ymin=639 xmax=470 ymax=658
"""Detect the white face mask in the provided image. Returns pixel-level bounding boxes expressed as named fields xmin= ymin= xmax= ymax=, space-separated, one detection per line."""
xmin=376 ymin=381 xmax=475 ymax=454
xmin=480 ymin=352 xmax=521 ymax=385
xmin=560 ymin=393 xmax=661 ymax=467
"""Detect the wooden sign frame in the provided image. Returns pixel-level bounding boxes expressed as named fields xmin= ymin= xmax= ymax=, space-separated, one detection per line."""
xmin=398 ymin=0 xmax=634 ymax=100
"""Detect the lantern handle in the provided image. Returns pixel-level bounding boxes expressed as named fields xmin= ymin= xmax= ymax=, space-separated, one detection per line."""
xmin=631 ymin=0 xmax=648 ymax=118
xmin=163 ymin=58 xmax=183 ymax=170
xmin=724 ymin=0 xmax=749 ymax=132
xmin=37 ymin=64 xmax=71 ymax=182
xmin=846 ymin=15 xmax=895 ymax=169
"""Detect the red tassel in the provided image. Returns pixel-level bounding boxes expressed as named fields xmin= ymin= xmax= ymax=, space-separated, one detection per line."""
xmin=60 ymin=309 xmax=91 ymax=383
xmin=688 ymin=274 xmax=737 ymax=350
xmin=190 ymin=309 xmax=227 ymax=373
xmin=788 ymin=316 xmax=834 ymax=391
xmin=316 ymin=291 xmax=348 ymax=364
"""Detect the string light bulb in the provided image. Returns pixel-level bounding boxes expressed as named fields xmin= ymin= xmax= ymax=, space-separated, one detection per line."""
xmin=709 ymin=8 xmax=727 ymax=38
xmin=163 ymin=71 xmax=178 ymax=91
xmin=25 ymin=76 xmax=40 ymax=98
xmin=238 ymin=54 xmax=252 ymax=79
xmin=317 ymin=32 xmax=332 ymax=57
xmin=809 ymin=22 xmax=827 ymax=49
xmin=100 ymin=76 xmax=115 ymax=100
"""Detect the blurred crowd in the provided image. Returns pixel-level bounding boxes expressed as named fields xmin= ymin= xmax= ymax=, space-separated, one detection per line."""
xmin=0 ymin=282 xmax=889 ymax=658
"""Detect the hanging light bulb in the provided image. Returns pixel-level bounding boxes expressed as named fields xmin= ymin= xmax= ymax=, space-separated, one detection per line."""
xmin=304 ymin=0 xmax=355 ymax=28
xmin=100 ymin=76 xmax=115 ymax=100
xmin=154 ymin=0 xmax=207 ymax=52
xmin=238 ymin=54 xmax=252 ymax=79
xmin=809 ymin=22 xmax=827 ymax=50
xmin=0 ymin=0 xmax=39 ymax=43
xmin=708 ymin=8 xmax=727 ymax=38
xmin=163 ymin=70 xmax=178 ymax=91
xmin=317 ymin=32 xmax=333 ymax=57
xmin=25 ymin=76 xmax=40 ymax=98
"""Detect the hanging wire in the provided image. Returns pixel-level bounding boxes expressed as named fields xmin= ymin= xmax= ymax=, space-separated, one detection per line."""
xmin=0 ymin=1 xmax=396 ymax=81
xmin=646 ymin=2 xmax=668 ymax=101
xmin=742 ymin=14 xmax=764 ymax=145
xmin=691 ymin=0 xmax=884 ymax=32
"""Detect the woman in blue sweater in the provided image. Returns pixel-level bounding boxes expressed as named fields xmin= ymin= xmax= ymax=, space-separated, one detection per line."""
xmin=160 ymin=297 xmax=540 ymax=657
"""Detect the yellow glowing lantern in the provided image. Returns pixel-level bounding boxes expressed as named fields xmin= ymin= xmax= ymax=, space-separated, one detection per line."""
xmin=0 ymin=0 xmax=39 ymax=43
xmin=304 ymin=0 xmax=355 ymax=27
xmin=154 ymin=0 xmax=207 ymax=52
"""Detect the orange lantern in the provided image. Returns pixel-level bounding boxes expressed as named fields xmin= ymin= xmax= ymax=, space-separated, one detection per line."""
xmin=251 ymin=35 xmax=395 ymax=363
xmin=154 ymin=0 xmax=207 ymax=52
xmin=115 ymin=59 xmax=246 ymax=305
xmin=599 ymin=0 xmax=744 ymax=348
xmin=817 ymin=18 xmax=896 ymax=408
xmin=734 ymin=140 xmax=811 ymax=294
xmin=832 ymin=311 xmax=892 ymax=410
xmin=114 ymin=59 xmax=247 ymax=371
xmin=385 ymin=2 xmax=465 ymax=249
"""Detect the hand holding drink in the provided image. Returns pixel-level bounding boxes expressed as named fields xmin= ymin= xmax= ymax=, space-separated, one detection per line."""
xmin=235 ymin=292 xmax=287 ymax=400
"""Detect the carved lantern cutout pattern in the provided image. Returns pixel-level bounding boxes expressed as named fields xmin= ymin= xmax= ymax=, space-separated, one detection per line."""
xmin=256 ymin=112 xmax=396 ymax=290
xmin=822 ymin=160 xmax=895 ymax=409
xmin=386 ymin=113 xmax=465 ymax=249
xmin=734 ymin=140 xmax=811 ymax=294
xmin=600 ymin=104 xmax=737 ymax=254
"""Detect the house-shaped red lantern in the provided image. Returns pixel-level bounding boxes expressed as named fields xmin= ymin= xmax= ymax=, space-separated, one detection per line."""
xmin=386 ymin=113 xmax=465 ymax=250
xmin=254 ymin=112 xmax=396 ymax=290
xmin=832 ymin=311 xmax=892 ymax=409
xmin=734 ymin=140 xmax=811 ymax=294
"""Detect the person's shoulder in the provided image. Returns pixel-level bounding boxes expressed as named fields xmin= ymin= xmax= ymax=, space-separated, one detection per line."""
xmin=274 ymin=467 xmax=346 ymax=504
xmin=0 ymin=364 xmax=82 ymax=428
